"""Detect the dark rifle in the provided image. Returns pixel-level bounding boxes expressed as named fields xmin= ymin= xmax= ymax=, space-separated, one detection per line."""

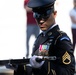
xmin=0 ymin=56 xmax=56 ymax=69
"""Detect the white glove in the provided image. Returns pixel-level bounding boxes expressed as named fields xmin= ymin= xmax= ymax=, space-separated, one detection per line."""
xmin=30 ymin=55 xmax=44 ymax=68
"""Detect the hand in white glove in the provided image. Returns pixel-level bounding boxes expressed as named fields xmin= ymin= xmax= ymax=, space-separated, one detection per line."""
xmin=30 ymin=55 xmax=44 ymax=68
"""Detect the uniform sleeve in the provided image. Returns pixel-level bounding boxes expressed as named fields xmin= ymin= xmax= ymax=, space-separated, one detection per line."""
xmin=24 ymin=0 xmax=29 ymax=6
xmin=54 ymin=34 xmax=75 ymax=75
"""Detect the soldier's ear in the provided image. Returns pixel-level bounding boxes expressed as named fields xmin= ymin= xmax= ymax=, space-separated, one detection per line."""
xmin=54 ymin=11 xmax=57 ymax=18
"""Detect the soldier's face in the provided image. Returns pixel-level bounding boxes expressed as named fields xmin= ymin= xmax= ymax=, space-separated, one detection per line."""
xmin=34 ymin=11 xmax=56 ymax=31
xmin=38 ymin=13 xmax=55 ymax=31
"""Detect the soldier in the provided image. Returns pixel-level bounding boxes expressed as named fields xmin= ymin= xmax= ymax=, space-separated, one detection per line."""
xmin=26 ymin=0 xmax=75 ymax=75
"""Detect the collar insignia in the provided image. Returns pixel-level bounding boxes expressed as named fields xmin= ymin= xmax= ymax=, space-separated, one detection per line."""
xmin=48 ymin=32 xmax=52 ymax=36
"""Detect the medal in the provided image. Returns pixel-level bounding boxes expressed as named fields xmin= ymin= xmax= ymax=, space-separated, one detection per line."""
xmin=39 ymin=44 xmax=49 ymax=51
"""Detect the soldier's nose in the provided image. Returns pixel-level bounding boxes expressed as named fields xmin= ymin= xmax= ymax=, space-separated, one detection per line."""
xmin=39 ymin=20 xmax=44 ymax=25
xmin=39 ymin=19 xmax=45 ymax=24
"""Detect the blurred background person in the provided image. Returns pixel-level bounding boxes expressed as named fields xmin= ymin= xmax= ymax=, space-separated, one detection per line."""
xmin=24 ymin=0 xmax=40 ymax=58
xmin=69 ymin=0 xmax=76 ymax=50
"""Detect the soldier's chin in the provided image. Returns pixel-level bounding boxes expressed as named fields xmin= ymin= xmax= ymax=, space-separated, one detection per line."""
xmin=41 ymin=28 xmax=47 ymax=31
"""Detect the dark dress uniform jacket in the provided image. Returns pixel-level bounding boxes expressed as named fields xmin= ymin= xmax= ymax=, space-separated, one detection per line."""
xmin=32 ymin=25 xmax=75 ymax=75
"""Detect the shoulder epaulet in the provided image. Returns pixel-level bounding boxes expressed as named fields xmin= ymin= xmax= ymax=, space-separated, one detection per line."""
xmin=54 ymin=30 xmax=70 ymax=45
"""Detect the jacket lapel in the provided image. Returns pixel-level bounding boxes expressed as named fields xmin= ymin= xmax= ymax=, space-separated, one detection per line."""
xmin=33 ymin=25 xmax=60 ymax=54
